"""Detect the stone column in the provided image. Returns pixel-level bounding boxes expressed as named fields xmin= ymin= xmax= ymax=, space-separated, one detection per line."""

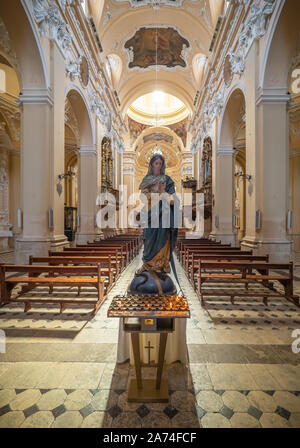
xmin=0 ymin=123 xmax=13 ymax=249
xmin=76 ymin=145 xmax=98 ymax=244
xmin=210 ymin=145 xmax=237 ymax=245
xmin=240 ymin=41 xmax=292 ymax=261
xmin=50 ymin=42 xmax=69 ymax=251
xmin=15 ymin=89 xmax=53 ymax=263
xmin=241 ymin=88 xmax=292 ymax=261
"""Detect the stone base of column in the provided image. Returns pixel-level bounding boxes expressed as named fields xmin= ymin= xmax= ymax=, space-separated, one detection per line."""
xmin=76 ymin=232 xmax=99 ymax=244
xmin=101 ymin=229 xmax=118 ymax=239
xmin=241 ymin=236 xmax=293 ymax=262
xmin=209 ymin=231 xmax=238 ymax=246
xmin=15 ymin=238 xmax=52 ymax=264
xmin=184 ymin=230 xmax=206 ymax=239
xmin=94 ymin=230 xmax=104 ymax=241
xmin=50 ymin=234 xmax=69 ymax=251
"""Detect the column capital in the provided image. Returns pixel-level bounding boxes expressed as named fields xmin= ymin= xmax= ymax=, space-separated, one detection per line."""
xmin=78 ymin=144 xmax=97 ymax=155
xmin=217 ymin=146 xmax=236 ymax=156
xmin=18 ymin=88 xmax=54 ymax=107
xmin=256 ymin=87 xmax=290 ymax=106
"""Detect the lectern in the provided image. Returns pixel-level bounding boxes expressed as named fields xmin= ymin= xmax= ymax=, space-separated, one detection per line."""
xmin=108 ymin=293 xmax=190 ymax=402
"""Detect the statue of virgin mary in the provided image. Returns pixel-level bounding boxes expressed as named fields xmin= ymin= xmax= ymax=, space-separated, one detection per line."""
xmin=138 ymin=154 xmax=177 ymax=273
xmin=118 ymin=154 xmax=187 ymax=364
xmin=137 ymin=153 xmax=178 ymax=276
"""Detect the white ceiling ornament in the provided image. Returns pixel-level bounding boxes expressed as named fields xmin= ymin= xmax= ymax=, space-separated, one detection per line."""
xmin=199 ymin=0 xmax=212 ymax=31
xmin=31 ymin=0 xmax=72 ymax=58
xmin=103 ymin=5 xmax=113 ymax=25
xmin=192 ymin=0 xmax=276 ymax=145
xmin=65 ymin=57 xmax=81 ymax=81
xmin=238 ymin=0 xmax=276 ymax=57
xmin=113 ymin=131 xmax=125 ymax=154
xmin=89 ymin=90 xmax=108 ymax=123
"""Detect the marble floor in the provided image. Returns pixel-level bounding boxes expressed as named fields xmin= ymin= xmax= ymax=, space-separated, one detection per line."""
xmin=0 ymin=251 xmax=299 ymax=428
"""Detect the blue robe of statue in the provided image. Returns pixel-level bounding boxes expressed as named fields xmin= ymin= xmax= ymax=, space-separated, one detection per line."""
xmin=139 ymin=174 xmax=178 ymax=274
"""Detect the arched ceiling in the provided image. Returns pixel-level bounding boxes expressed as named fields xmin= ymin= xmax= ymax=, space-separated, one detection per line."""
xmin=88 ymin=0 xmax=225 ymax=116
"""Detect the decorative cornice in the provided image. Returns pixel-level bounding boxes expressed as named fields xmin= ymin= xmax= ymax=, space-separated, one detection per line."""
xmin=78 ymin=144 xmax=97 ymax=155
xmin=256 ymin=87 xmax=291 ymax=106
xmin=217 ymin=146 xmax=237 ymax=156
xmin=18 ymin=88 xmax=54 ymax=106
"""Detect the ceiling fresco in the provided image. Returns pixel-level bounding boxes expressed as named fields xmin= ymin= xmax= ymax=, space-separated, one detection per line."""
xmin=124 ymin=27 xmax=190 ymax=69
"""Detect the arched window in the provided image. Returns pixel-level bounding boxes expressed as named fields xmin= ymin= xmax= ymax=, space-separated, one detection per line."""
xmin=0 ymin=69 xmax=6 ymax=93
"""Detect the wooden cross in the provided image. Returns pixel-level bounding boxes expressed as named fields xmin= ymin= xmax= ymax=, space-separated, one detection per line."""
xmin=145 ymin=340 xmax=154 ymax=365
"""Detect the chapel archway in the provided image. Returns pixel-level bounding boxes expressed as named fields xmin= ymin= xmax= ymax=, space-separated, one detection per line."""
xmin=64 ymin=96 xmax=79 ymax=242
xmin=217 ymin=87 xmax=246 ymax=245
xmin=66 ymin=87 xmax=95 ymax=245
xmin=0 ymin=47 xmax=21 ymax=251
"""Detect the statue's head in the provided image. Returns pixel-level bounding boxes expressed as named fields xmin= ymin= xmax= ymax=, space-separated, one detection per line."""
xmin=148 ymin=154 xmax=166 ymax=176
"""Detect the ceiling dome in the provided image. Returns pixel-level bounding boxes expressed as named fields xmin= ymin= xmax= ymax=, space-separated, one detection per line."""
xmin=127 ymin=91 xmax=189 ymax=125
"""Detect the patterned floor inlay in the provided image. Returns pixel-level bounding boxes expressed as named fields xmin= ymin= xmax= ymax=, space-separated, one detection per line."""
xmin=0 ymin=250 xmax=299 ymax=427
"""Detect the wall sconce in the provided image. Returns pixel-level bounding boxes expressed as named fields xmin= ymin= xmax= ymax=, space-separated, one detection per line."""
xmin=58 ymin=169 xmax=76 ymax=180
xmin=17 ymin=208 xmax=23 ymax=229
xmin=256 ymin=209 xmax=261 ymax=230
xmin=287 ymin=210 xmax=293 ymax=230
xmin=234 ymin=170 xmax=252 ymax=181
xmin=48 ymin=208 xmax=54 ymax=228
xmin=215 ymin=215 xmax=219 ymax=228
xmin=233 ymin=215 xmax=237 ymax=227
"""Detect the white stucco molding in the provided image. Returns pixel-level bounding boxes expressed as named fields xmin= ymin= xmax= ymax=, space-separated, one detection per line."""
xmin=217 ymin=145 xmax=237 ymax=156
xmin=78 ymin=144 xmax=97 ymax=155
xmin=18 ymin=88 xmax=54 ymax=106
xmin=255 ymin=87 xmax=291 ymax=106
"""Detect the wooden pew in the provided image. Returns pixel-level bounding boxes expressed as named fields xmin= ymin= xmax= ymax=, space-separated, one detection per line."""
xmin=188 ymin=253 xmax=269 ymax=286
xmin=97 ymin=235 xmax=142 ymax=257
xmin=29 ymin=255 xmax=120 ymax=289
xmin=181 ymin=247 xmax=248 ymax=266
xmin=67 ymin=245 xmax=129 ymax=265
xmin=195 ymin=260 xmax=299 ymax=307
xmin=79 ymin=242 xmax=134 ymax=262
xmin=53 ymin=249 xmax=126 ymax=271
xmin=0 ymin=264 xmax=106 ymax=315
xmin=176 ymin=239 xmax=223 ymax=256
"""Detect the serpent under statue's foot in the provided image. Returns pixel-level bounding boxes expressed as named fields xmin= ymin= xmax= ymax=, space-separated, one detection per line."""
xmin=129 ymin=270 xmax=176 ymax=296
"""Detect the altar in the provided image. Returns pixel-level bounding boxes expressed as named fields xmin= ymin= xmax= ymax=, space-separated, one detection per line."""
xmin=117 ymin=315 xmax=188 ymax=365
xmin=108 ymin=292 xmax=190 ymax=402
